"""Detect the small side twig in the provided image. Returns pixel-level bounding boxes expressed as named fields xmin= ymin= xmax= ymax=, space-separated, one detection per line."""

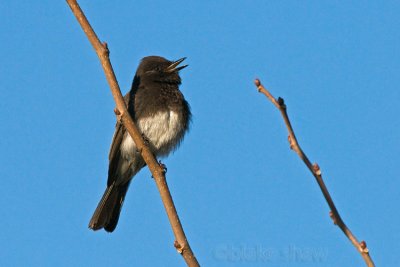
xmin=253 ymin=78 xmax=375 ymax=267
xmin=66 ymin=1 xmax=199 ymax=266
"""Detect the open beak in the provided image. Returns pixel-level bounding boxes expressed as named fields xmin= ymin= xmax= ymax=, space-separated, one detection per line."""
xmin=166 ymin=57 xmax=188 ymax=73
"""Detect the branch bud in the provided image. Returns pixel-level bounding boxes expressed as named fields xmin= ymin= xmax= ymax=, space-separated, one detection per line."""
xmin=312 ymin=163 xmax=322 ymax=176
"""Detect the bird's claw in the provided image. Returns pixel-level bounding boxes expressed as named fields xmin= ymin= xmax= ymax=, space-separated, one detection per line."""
xmin=158 ymin=160 xmax=167 ymax=173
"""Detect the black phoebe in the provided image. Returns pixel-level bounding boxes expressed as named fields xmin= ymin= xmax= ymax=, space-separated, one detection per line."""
xmin=89 ymin=56 xmax=191 ymax=232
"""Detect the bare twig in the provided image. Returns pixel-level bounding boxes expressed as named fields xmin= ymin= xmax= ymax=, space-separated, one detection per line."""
xmin=253 ymin=78 xmax=375 ymax=267
xmin=66 ymin=1 xmax=199 ymax=266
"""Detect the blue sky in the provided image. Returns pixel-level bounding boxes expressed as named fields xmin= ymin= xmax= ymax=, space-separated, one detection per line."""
xmin=1 ymin=1 xmax=399 ymax=266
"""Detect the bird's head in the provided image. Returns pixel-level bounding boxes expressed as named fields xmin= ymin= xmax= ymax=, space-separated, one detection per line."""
xmin=135 ymin=56 xmax=188 ymax=84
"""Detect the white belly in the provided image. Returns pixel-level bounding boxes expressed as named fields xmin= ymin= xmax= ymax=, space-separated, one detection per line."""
xmin=121 ymin=110 xmax=183 ymax=157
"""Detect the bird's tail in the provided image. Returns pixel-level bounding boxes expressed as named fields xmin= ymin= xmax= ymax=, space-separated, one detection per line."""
xmin=88 ymin=181 xmax=129 ymax=232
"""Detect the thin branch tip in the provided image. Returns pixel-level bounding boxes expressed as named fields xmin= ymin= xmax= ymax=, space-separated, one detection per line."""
xmin=254 ymin=76 xmax=375 ymax=266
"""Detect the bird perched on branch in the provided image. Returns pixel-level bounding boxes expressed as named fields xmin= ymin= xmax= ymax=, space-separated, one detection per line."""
xmin=89 ymin=56 xmax=191 ymax=232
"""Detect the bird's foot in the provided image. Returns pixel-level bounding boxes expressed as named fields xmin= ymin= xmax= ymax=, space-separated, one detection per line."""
xmin=150 ymin=161 xmax=167 ymax=179
xmin=158 ymin=160 xmax=167 ymax=174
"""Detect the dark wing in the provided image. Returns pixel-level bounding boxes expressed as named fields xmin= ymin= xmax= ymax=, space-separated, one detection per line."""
xmin=107 ymin=93 xmax=133 ymax=187
xmin=107 ymin=122 xmax=125 ymax=187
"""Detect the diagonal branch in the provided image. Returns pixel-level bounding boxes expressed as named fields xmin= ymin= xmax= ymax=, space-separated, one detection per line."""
xmin=66 ymin=1 xmax=199 ymax=266
xmin=253 ymin=78 xmax=375 ymax=267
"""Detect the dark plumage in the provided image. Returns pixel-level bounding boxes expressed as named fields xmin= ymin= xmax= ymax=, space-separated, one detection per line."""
xmin=89 ymin=56 xmax=191 ymax=232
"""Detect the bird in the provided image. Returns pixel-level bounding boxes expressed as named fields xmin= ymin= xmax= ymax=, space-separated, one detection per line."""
xmin=88 ymin=56 xmax=191 ymax=232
